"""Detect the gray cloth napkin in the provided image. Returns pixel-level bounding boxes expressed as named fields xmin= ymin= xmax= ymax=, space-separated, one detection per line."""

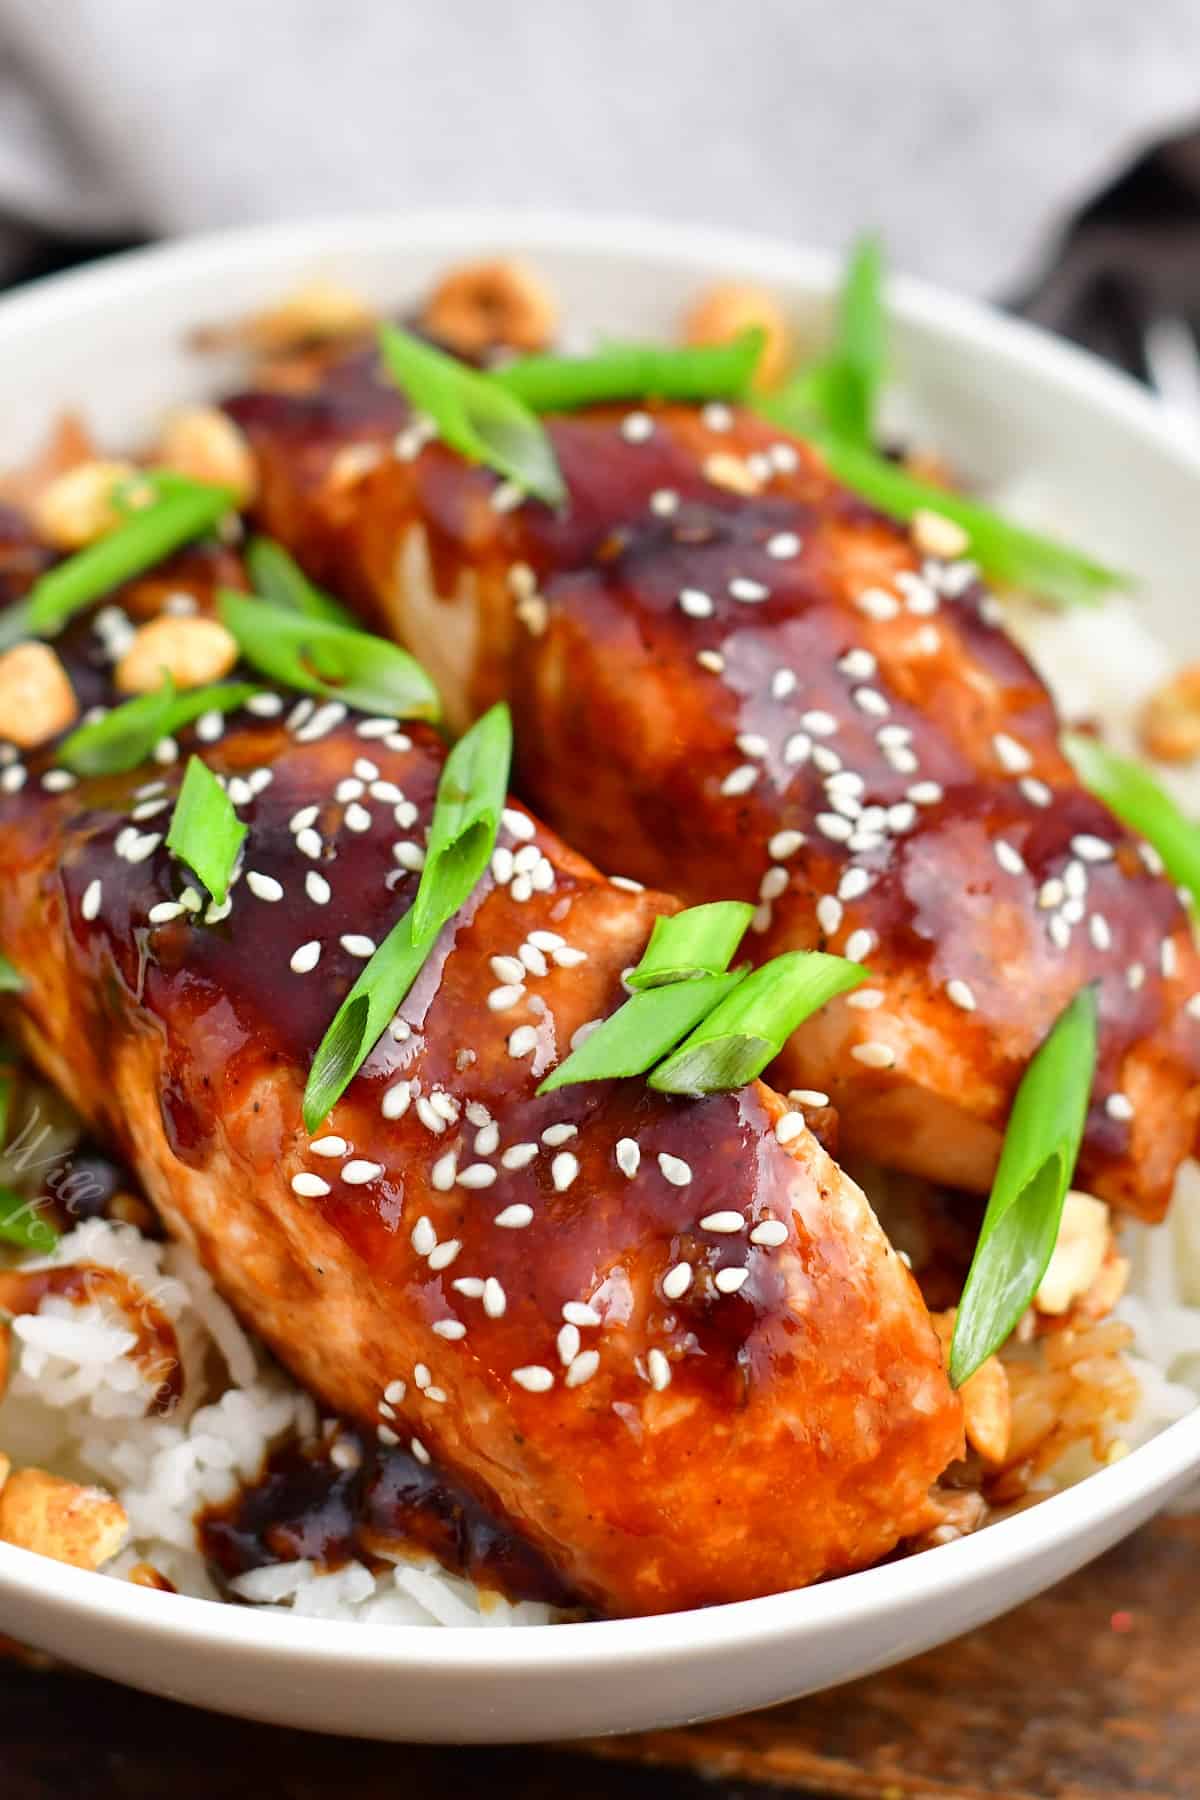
xmin=0 ymin=0 xmax=1196 ymax=297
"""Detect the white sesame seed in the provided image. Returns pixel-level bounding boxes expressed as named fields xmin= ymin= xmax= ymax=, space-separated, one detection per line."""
xmin=766 ymin=531 xmax=801 ymax=559
xmin=553 ymin=945 xmax=588 ymax=969
xmin=495 ymin=1203 xmax=534 ymax=1229
xmin=340 ymin=934 xmax=375 ymax=959
xmin=498 ymin=1143 xmax=537 ymax=1173
xmin=291 ymin=1172 xmax=331 ymax=1198
xmin=483 ymin=1277 xmax=507 ymax=1318
xmin=557 ymin=1323 xmax=581 ymax=1366
xmin=1140 ymin=843 xmax=1166 ymax=876
xmin=414 ymin=1364 xmax=431 ymax=1390
xmin=377 ymin=1081 xmax=410 ymax=1122
xmin=1021 ymin=776 xmax=1053 ymax=809
xmin=433 ymin=1319 xmax=466 ymax=1340
xmin=428 ymin=1239 xmax=462 ymax=1271
xmin=851 ymin=1042 xmax=896 ymax=1069
xmin=344 ymin=802 xmax=372 ymax=833
xmin=771 ymin=668 xmax=798 ymax=701
xmin=774 ymin=1111 xmax=807 ymax=1146
xmin=290 ymin=940 xmax=322 ymax=974
xmin=816 ymin=895 xmax=843 ymax=936
xmin=838 ymin=868 xmax=872 ymax=903
xmin=783 ymin=731 xmax=812 ymax=766
xmin=907 ymin=781 xmax=943 ymax=806
xmin=1163 ymin=938 xmax=1179 ymax=979
xmin=508 ymin=1025 xmax=538 ymax=1059
xmin=994 ymin=840 xmax=1025 ymax=876
xmin=844 ymin=928 xmax=876 ymax=963
xmin=310 ymin=1136 xmax=347 ymax=1158
xmin=720 ymin=763 xmax=760 ymax=797
xmin=801 ymin=709 xmax=837 ymax=736
xmin=564 ymin=1350 xmax=599 ymax=1388
xmin=431 ymin=1152 xmax=458 ymax=1191
xmin=1062 ymin=898 xmax=1085 ymax=926
xmin=124 ymin=831 xmax=163 ymax=865
xmin=450 ymin=1164 xmax=494 ymax=1194
xmin=768 ymin=829 xmax=805 ymax=859
xmin=946 ymin=978 xmax=977 ymax=1012
xmin=857 ymin=587 xmax=900 ymax=621
xmin=474 ymin=1122 xmax=500 ymax=1156
xmin=715 ymin=1266 xmax=750 ymax=1295
xmin=378 ymin=1426 xmax=399 ymax=1447
xmin=650 ymin=488 xmax=679 ymax=516
xmin=1072 ymin=833 xmax=1114 ymax=864
xmin=1105 ymin=1092 xmax=1135 ymax=1122
xmin=702 ymin=402 xmax=733 ymax=430
xmin=245 ymin=871 xmax=283 ymax=903
xmin=338 ymin=1159 xmax=380 ymax=1186
xmin=411 ymin=1438 xmax=431 ymax=1465
xmin=730 ymin=576 xmax=769 ymax=603
xmin=1049 ymin=915 xmax=1071 ymax=951
xmin=295 ymin=827 xmax=323 ymax=860
xmin=700 ymin=1211 xmax=745 ymax=1234
xmin=750 ymin=1219 xmax=789 ymax=1247
xmin=411 ymin=1216 xmax=436 ymax=1256
xmin=430 ymin=1091 xmax=460 ymax=1123
xmin=993 ymin=732 xmax=1033 ymax=774
xmin=662 ymin=1261 xmax=693 ymax=1300
xmin=336 ymin=778 xmax=364 ymax=804
xmin=1037 ymin=878 xmax=1065 ymax=911
xmin=816 ymin=812 xmax=854 ymax=844
xmin=853 ymin=686 xmax=890 ymax=718
xmin=512 ymin=1365 xmax=554 ymax=1393
xmin=1129 ymin=964 xmax=1147 ymax=992
xmin=487 ymin=983 xmax=526 ymax=1013
xmin=736 ymin=733 xmax=770 ymax=760
xmin=621 ymin=410 xmax=654 ymax=443
xmin=563 ymin=1301 xmax=601 ymax=1328
xmin=647 ymin=1347 xmax=672 ymax=1390
xmin=679 ymin=587 xmax=714 ymax=619
xmin=657 ymin=1153 xmax=692 ymax=1187
xmin=551 ymin=1152 xmax=580 ymax=1192
xmin=148 ymin=899 xmax=184 ymax=925
xmin=697 ymin=649 xmax=725 ymax=674
xmin=80 ymin=879 xmax=103 ymax=921
xmin=519 ymin=942 xmax=549 ymax=978
xmin=384 ymin=1379 xmax=407 ymax=1405
xmin=1089 ymin=914 xmax=1113 ymax=952
xmin=248 ymin=692 xmax=284 ymax=718
xmin=539 ymin=1123 xmax=576 ymax=1149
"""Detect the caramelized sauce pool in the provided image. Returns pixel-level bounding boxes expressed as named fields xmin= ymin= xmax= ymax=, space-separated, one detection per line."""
xmin=199 ymin=1427 xmax=580 ymax=1612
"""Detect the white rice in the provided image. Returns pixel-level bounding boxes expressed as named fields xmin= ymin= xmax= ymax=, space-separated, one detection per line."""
xmin=1 ymin=587 xmax=1198 ymax=1624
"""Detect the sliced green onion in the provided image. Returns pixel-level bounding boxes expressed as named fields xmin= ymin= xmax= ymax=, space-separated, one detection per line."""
xmin=649 ymin=951 xmax=867 ymax=1095
xmin=57 ymin=676 xmax=258 ymax=777
xmin=0 ymin=1185 xmax=59 ymax=1252
xmin=0 ymin=602 xmax=33 ymax=652
xmin=304 ymin=705 xmax=512 ymax=1129
xmin=495 ymin=330 xmax=765 ymax=414
xmin=0 ymin=952 xmax=24 ymax=993
xmin=949 ymin=985 xmax=1099 ymax=1386
xmin=245 ymin=537 xmax=356 ymax=627
xmin=410 ymin=702 xmax=512 ymax=941
xmin=26 ymin=473 xmax=236 ymax=637
xmin=378 ymin=324 xmax=565 ymax=509
xmin=219 ymin=589 xmax=440 ymax=721
xmin=303 ymin=906 xmax=428 ymax=1133
xmin=166 ymin=755 xmax=246 ymax=905
xmin=821 ymin=233 xmax=886 ymax=448
xmin=537 ymin=971 xmax=747 ymax=1096
xmin=1064 ymin=732 xmax=1200 ymax=908
xmin=626 ymin=901 xmax=754 ymax=990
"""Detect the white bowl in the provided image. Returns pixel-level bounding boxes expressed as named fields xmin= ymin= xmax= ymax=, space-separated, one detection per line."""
xmin=0 ymin=211 xmax=1197 ymax=1743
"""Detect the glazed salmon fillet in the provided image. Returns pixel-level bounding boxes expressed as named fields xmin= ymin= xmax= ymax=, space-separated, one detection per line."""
xmin=226 ymin=352 xmax=1200 ymax=1220
xmin=0 ymin=547 xmax=961 ymax=1617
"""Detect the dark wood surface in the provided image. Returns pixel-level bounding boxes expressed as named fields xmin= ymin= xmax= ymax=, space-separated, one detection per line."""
xmin=3 ymin=1513 xmax=1195 ymax=1800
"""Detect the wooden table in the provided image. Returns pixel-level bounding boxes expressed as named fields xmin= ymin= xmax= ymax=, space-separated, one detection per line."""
xmin=3 ymin=1513 xmax=1194 ymax=1800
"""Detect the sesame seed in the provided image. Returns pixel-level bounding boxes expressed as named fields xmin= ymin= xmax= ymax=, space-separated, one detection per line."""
xmin=1140 ymin=843 xmax=1165 ymax=876
xmin=650 ymin=488 xmax=679 ymax=516
xmin=606 ymin=1136 xmax=640 ymax=1181
xmin=994 ymin=840 xmax=1025 ymax=876
xmin=411 ymin=1438 xmax=431 ymax=1466
xmin=310 ymin=1136 xmax=347 ymax=1158
xmin=801 ymin=709 xmax=837 ymax=736
xmin=851 ymin=1042 xmax=896 ymax=1069
xmin=340 ymin=934 xmax=375 ymax=958
xmin=291 ymin=1172 xmax=331 ymax=1198
xmin=80 ymin=878 xmax=103 ymax=921
xmin=857 ymin=587 xmax=900 ymax=621
xmin=946 ymin=978 xmax=977 ymax=1011
xmin=838 ymin=868 xmax=872 ymax=903
xmin=1049 ymin=915 xmax=1071 ymax=951
xmin=621 ymin=410 xmax=654 ymax=443
xmin=148 ymin=900 xmax=184 ymax=925
xmin=993 ymin=732 xmax=1033 ymax=774
xmin=248 ymin=692 xmax=285 ymax=718
xmin=433 ymin=1319 xmax=466 ymax=1340
xmin=907 ymin=781 xmax=943 ymax=807
xmin=768 ymin=829 xmax=805 ymax=859
xmin=428 ymin=1239 xmax=462 ymax=1270
xmin=1090 ymin=914 xmax=1112 ymax=951
xmin=512 ymin=1365 xmax=554 ymax=1393
xmin=488 ymin=983 xmax=525 ymax=1012
xmin=475 ymin=1122 xmax=500 ymax=1156
xmin=1105 ymin=1092 xmax=1134 ymax=1122
xmin=245 ymin=871 xmax=282 ymax=903
xmin=379 ymin=1081 xmax=411 ymax=1121
xmin=657 ymin=1153 xmax=692 ymax=1187
xmin=697 ymin=649 xmax=725 ymax=674
xmin=495 ymin=1203 xmax=534 ymax=1229
xmin=1072 ymin=833 xmax=1114 ymax=863
xmin=563 ymin=1301 xmax=601 ymax=1328
xmin=431 ymin=1152 xmax=458 ymax=1191
xmin=564 ymin=1350 xmax=599 ymax=1388
xmin=483 ymin=1277 xmax=507 ymax=1318
xmin=384 ymin=1379 xmax=407 ymax=1405
xmin=679 ymin=587 xmax=714 ymax=619
xmin=557 ymin=1324 xmax=581 ymax=1367
xmin=816 ymin=812 xmax=854 ymax=844
xmin=344 ymin=802 xmax=372 ymax=833
xmin=888 ymin=802 xmax=917 ymax=834
xmin=700 ymin=1211 xmax=744 ymax=1234
xmin=662 ymin=1262 xmax=693 ymax=1300
xmin=519 ymin=942 xmax=549 ymax=978
xmin=1038 ymin=878 xmax=1066 ymax=910
xmin=1064 ymin=860 xmax=1088 ymax=900
xmin=508 ymin=1025 xmax=538 ymax=1058
xmin=1129 ymin=964 xmax=1147 ymax=992
xmin=540 ymin=1123 xmax=576 ymax=1148
xmin=730 ymin=576 xmax=769 ymax=603
xmin=647 ymin=1347 xmax=672 ymax=1390
xmin=294 ymin=827 xmax=322 ymax=860
xmin=411 ymin=1216 xmax=436 ymax=1256
xmin=750 ymin=1219 xmax=789 ymax=1247
xmin=844 ymin=928 xmax=876 ymax=963
xmin=771 ymin=669 xmax=798 ymax=701
xmin=783 ymin=731 xmax=812 ymax=766
xmin=766 ymin=531 xmax=801 ymax=559
xmin=551 ymin=1152 xmax=580 ymax=1191
xmin=337 ymin=1159 xmax=381 ymax=1187
xmin=846 ymin=988 xmax=885 ymax=1010
xmin=378 ymin=1426 xmax=399 ymax=1447
xmin=790 ymin=1088 xmax=831 ymax=1107
xmin=816 ymin=895 xmax=843 ymax=936
xmin=715 ymin=1266 xmax=750 ymax=1295
xmin=290 ymin=940 xmax=322 ymax=974
xmin=774 ymin=1111 xmax=806 ymax=1146
xmin=720 ymin=763 xmax=760 ymax=797
xmin=1163 ymin=939 xmax=1179 ymax=979
xmin=736 ymin=732 xmax=770 ymax=759
xmin=853 ymin=686 xmax=890 ymax=718
xmin=498 ymin=1143 xmax=537 ymax=1173
xmin=1020 ymin=776 xmax=1053 ymax=809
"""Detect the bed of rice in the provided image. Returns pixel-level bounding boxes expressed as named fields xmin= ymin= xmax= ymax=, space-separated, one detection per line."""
xmin=0 ymin=591 xmax=1196 ymax=1630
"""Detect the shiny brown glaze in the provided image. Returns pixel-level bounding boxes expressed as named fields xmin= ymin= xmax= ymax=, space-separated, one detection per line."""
xmin=227 ymin=357 xmax=1200 ymax=1219
xmin=0 ymin=1264 xmax=182 ymax=1413
xmin=0 ymin=557 xmax=960 ymax=1616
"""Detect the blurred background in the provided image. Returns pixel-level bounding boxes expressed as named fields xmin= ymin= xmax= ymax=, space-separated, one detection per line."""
xmin=0 ymin=0 xmax=1197 ymax=400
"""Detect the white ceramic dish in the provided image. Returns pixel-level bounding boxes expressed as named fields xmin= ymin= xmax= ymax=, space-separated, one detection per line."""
xmin=0 ymin=211 xmax=1197 ymax=1744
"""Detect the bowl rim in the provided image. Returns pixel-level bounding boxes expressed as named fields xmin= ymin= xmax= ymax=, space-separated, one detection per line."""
xmin=0 ymin=207 xmax=1197 ymax=1675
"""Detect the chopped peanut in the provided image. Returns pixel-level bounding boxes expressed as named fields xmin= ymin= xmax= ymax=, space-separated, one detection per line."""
xmin=1078 ymin=1251 xmax=1131 ymax=1321
xmin=702 ymin=452 xmax=763 ymax=497
xmin=158 ymin=407 xmax=257 ymax=506
xmin=682 ymin=281 xmax=793 ymax=390
xmin=1138 ymin=663 xmax=1200 ymax=764
xmin=423 ymin=258 xmax=558 ymax=357
xmin=1035 ymin=1191 xmax=1111 ymax=1316
xmin=912 ymin=508 xmax=969 ymax=559
xmin=115 ymin=615 xmax=238 ymax=695
xmin=932 ymin=1309 xmax=1012 ymax=1467
xmin=194 ymin=278 xmax=375 ymax=355
xmin=0 ymin=642 xmax=78 ymax=748
xmin=32 ymin=458 xmax=141 ymax=551
xmin=0 ymin=1468 xmax=127 ymax=1570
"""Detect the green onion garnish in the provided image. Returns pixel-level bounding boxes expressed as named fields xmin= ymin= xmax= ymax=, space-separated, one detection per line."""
xmin=0 ymin=603 xmax=33 ymax=652
xmin=649 ymin=951 xmax=867 ymax=1094
xmin=1063 ymin=731 xmax=1200 ymax=908
xmin=57 ymin=677 xmax=258 ymax=777
xmin=949 ymin=984 xmax=1099 ymax=1386
xmin=495 ymin=330 xmax=765 ymax=414
xmin=537 ymin=971 xmax=747 ymax=1096
xmin=0 ymin=951 xmax=25 ymax=993
xmin=166 ymin=755 xmax=246 ymax=905
xmin=26 ymin=473 xmax=236 ymax=637
xmin=378 ymin=324 xmax=565 ymax=509
xmin=626 ymin=901 xmax=755 ymax=990
xmin=0 ymin=1185 xmax=59 ymax=1252
xmin=303 ymin=705 xmax=513 ymax=1130
xmin=812 ymin=233 xmax=886 ymax=449
xmin=219 ymin=589 xmax=440 ymax=721
xmin=410 ymin=702 xmax=512 ymax=941
xmin=245 ymin=537 xmax=356 ymax=627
